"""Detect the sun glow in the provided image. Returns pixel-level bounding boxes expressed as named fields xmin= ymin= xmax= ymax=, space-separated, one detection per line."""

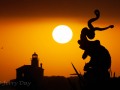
xmin=52 ymin=25 xmax=73 ymax=44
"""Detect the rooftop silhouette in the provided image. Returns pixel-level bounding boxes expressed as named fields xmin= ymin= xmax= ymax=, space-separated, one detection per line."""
xmin=11 ymin=52 xmax=44 ymax=90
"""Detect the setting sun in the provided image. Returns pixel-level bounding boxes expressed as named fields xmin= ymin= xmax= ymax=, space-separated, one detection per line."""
xmin=0 ymin=1 xmax=120 ymax=88
xmin=52 ymin=25 xmax=73 ymax=44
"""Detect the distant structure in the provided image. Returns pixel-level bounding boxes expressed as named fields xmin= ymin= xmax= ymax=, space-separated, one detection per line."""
xmin=16 ymin=52 xmax=44 ymax=89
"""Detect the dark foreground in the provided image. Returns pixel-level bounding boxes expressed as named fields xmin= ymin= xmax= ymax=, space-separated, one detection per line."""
xmin=0 ymin=76 xmax=120 ymax=90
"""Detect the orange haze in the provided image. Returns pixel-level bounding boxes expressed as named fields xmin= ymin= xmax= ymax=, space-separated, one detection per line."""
xmin=0 ymin=17 xmax=120 ymax=81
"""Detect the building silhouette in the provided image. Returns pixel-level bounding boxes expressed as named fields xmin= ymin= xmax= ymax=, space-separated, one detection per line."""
xmin=16 ymin=52 xmax=44 ymax=89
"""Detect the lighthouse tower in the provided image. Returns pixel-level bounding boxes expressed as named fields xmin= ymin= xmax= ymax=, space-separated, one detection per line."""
xmin=31 ymin=52 xmax=39 ymax=67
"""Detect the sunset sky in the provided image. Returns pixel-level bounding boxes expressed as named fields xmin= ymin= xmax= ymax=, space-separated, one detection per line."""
xmin=0 ymin=0 xmax=120 ymax=81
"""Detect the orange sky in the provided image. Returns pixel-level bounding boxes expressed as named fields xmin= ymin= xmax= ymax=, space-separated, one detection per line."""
xmin=0 ymin=0 xmax=120 ymax=81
